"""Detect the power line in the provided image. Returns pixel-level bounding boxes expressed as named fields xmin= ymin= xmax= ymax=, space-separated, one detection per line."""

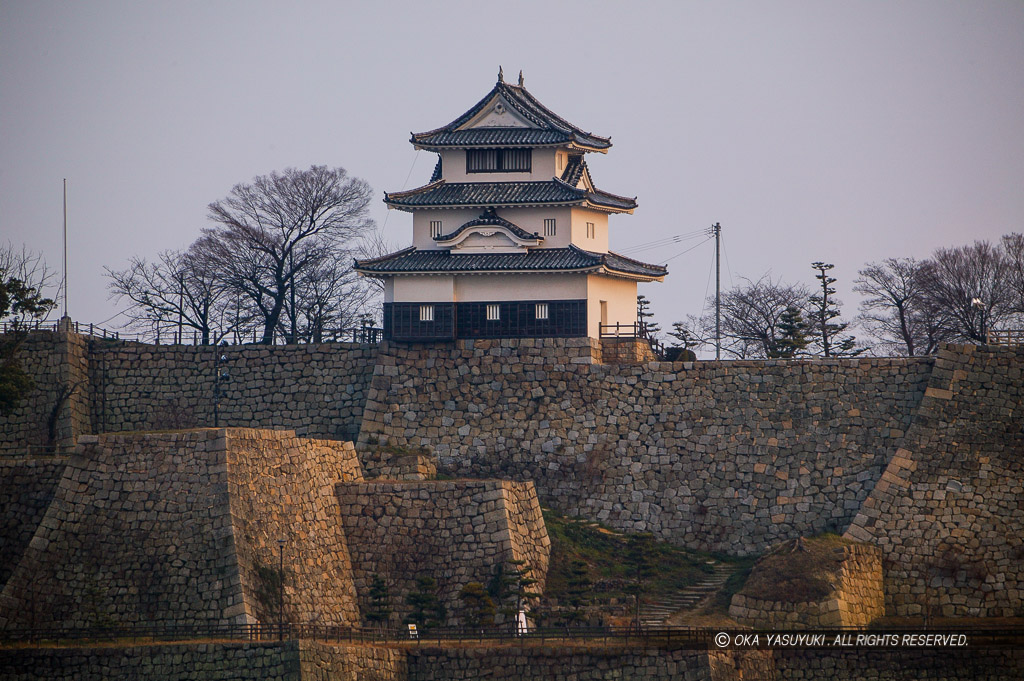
xmin=618 ymin=229 xmax=710 ymax=255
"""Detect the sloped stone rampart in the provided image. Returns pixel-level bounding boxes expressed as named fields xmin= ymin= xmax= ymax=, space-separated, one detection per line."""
xmin=845 ymin=344 xmax=1024 ymax=617
xmin=358 ymin=339 xmax=932 ymax=555
xmin=0 ymin=457 xmax=67 ymax=588
xmin=0 ymin=429 xmax=364 ymax=629
xmin=336 ymin=479 xmax=549 ymax=626
xmin=730 ymin=543 xmax=884 ymax=628
xmin=221 ymin=429 xmax=363 ymax=626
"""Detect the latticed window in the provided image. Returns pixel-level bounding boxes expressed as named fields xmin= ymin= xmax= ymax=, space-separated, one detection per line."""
xmin=544 ymin=218 xmax=556 ymax=236
xmin=535 ymin=303 xmax=549 ymax=320
xmin=419 ymin=305 xmax=434 ymax=322
xmin=466 ymin=148 xmax=532 ymax=173
xmin=586 ymin=222 xmax=595 ymax=239
xmin=430 ymin=221 xmax=443 ymax=238
xmin=486 ymin=304 xmax=500 ymax=321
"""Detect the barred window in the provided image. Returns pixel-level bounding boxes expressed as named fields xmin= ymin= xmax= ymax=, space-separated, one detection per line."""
xmin=535 ymin=303 xmax=549 ymax=320
xmin=430 ymin=221 xmax=443 ymax=238
xmin=419 ymin=305 xmax=434 ymax=322
xmin=467 ymin=148 xmax=531 ymax=173
xmin=486 ymin=304 xmax=500 ymax=321
xmin=586 ymin=222 xmax=595 ymax=239
xmin=544 ymin=218 xmax=556 ymax=237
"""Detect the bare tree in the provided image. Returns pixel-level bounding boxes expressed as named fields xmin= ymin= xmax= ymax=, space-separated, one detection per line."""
xmin=918 ymin=240 xmax=1010 ymax=343
xmin=0 ymin=243 xmax=60 ymax=325
xmin=1002 ymin=233 xmax=1024 ymax=316
xmin=107 ymin=247 xmax=242 ymax=344
xmin=205 ymin=165 xmax=374 ymax=344
xmin=855 ymin=258 xmax=951 ymax=356
xmin=700 ymin=275 xmax=811 ymax=359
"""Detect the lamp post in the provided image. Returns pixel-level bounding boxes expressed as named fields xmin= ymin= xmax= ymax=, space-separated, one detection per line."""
xmin=971 ymin=297 xmax=987 ymax=343
xmin=213 ymin=341 xmax=229 ymax=427
xmin=278 ymin=538 xmax=286 ymax=641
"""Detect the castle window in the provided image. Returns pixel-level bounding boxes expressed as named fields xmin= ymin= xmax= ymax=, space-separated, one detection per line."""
xmin=419 ymin=305 xmax=434 ymax=322
xmin=467 ymin=148 xmax=532 ymax=173
xmin=586 ymin=222 xmax=595 ymax=239
xmin=544 ymin=218 xmax=556 ymax=236
xmin=486 ymin=304 xmax=500 ymax=321
xmin=430 ymin=220 xmax=443 ymax=238
xmin=535 ymin=303 xmax=549 ymax=320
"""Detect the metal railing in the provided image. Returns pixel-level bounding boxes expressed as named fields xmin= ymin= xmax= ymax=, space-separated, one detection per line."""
xmin=2 ymin=623 xmax=1022 ymax=649
xmin=0 ymin=321 xmax=384 ymax=346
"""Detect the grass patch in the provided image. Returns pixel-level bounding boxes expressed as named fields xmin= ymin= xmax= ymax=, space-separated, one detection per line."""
xmin=738 ymin=534 xmax=852 ymax=604
xmin=541 ymin=508 xmax=714 ymax=607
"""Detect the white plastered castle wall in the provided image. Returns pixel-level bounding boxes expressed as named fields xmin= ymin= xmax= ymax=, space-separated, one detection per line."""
xmin=453 ymin=273 xmax=586 ymax=303
xmin=586 ymin=275 xmax=638 ymax=338
xmin=437 ymin=148 xmax=558 ymax=183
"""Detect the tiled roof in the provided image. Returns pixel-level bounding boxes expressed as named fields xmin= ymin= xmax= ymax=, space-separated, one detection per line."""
xmin=560 ymin=156 xmax=586 ymax=186
xmin=429 ymin=157 xmax=442 ymax=182
xmin=384 ymin=180 xmax=637 ymax=212
xmin=414 ymin=129 xmax=572 ymax=148
xmin=354 ymin=245 xmax=667 ymax=279
xmin=411 ymin=79 xmax=612 ymax=151
xmin=435 ymin=208 xmax=540 ymax=242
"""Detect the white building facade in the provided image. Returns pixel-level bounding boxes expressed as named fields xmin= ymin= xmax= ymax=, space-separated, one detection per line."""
xmin=355 ymin=70 xmax=666 ymax=341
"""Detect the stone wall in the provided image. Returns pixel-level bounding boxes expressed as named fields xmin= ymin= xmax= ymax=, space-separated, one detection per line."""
xmin=0 ymin=429 xmax=364 ymax=628
xmin=0 ymin=457 xmax=66 ymax=588
xmin=358 ymin=339 xmax=933 ymax=555
xmin=730 ymin=542 xmax=884 ymax=628
xmin=88 ymin=341 xmax=378 ymax=441
xmin=221 ymin=429 xmax=363 ymax=626
xmin=0 ymin=331 xmax=92 ymax=450
xmin=774 ymin=648 xmax=1024 ymax=681
xmin=845 ymin=344 xmax=1024 ymax=617
xmin=336 ymin=479 xmax=549 ymax=626
xmin=0 ymin=641 xmax=303 ymax=681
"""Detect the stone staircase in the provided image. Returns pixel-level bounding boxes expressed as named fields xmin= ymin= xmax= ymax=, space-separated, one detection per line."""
xmin=638 ymin=561 xmax=739 ymax=626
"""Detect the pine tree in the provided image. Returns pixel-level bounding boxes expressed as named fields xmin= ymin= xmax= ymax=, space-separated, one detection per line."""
xmin=489 ymin=560 xmax=540 ymax=631
xmin=457 ymin=581 xmax=496 ymax=628
xmin=564 ymin=559 xmax=592 ymax=626
xmin=404 ymin=576 xmax=446 ymax=631
xmin=769 ymin=306 xmax=809 ymax=358
xmin=365 ymin=574 xmax=391 ymax=629
xmin=636 ymin=295 xmax=660 ymax=337
xmin=809 ymin=262 xmax=861 ymax=357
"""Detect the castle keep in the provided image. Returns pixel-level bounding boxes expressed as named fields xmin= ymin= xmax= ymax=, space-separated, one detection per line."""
xmin=355 ymin=71 xmax=666 ymax=341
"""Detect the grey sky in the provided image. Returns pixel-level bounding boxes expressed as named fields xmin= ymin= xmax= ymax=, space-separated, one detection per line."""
xmin=2 ymin=1 xmax=1023 ymax=345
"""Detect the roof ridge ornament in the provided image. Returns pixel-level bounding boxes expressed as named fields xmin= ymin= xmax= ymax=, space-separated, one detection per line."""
xmin=518 ymin=70 xmax=524 ymax=87
xmin=498 ymin=66 xmax=504 ymax=83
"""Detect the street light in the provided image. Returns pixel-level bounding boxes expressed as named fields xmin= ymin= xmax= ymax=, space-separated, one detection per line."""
xmin=971 ymin=298 xmax=987 ymax=343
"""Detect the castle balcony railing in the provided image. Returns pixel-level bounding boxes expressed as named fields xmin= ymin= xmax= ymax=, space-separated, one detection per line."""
xmin=599 ymin=321 xmax=666 ymax=358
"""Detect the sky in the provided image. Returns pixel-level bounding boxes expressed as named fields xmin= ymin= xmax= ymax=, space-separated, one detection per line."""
xmin=2 ymin=1 xmax=1023 ymax=348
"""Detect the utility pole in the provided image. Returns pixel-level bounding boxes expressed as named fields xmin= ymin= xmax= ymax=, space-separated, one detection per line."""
xmin=713 ymin=223 xmax=721 ymax=360
xmin=62 ymin=179 xmax=68 ymax=319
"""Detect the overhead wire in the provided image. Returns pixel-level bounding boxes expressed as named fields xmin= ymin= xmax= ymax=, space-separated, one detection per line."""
xmin=380 ymin=149 xmax=422 ymax=237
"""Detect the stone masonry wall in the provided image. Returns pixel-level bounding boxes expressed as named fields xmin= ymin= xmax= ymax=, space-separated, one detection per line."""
xmin=0 ymin=331 xmax=92 ymax=451
xmin=358 ymin=339 xmax=932 ymax=555
xmin=729 ymin=543 xmax=884 ymax=628
xmin=0 ymin=642 xmax=304 ymax=681
xmin=222 ymin=429 xmax=362 ymax=626
xmin=845 ymin=344 xmax=1024 ymax=617
xmin=0 ymin=429 xmax=365 ymax=629
xmin=336 ymin=479 xmax=549 ymax=626
xmin=0 ymin=457 xmax=67 ymax=588
xmin=87 ymin=340 xmax=378 ymax=440
xmin=774 ymin=648 xmax=1024 ymax=681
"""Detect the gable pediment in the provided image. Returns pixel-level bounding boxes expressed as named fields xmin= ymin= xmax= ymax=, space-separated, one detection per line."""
xmin=458 ymin=95 xmax=536 ymax=130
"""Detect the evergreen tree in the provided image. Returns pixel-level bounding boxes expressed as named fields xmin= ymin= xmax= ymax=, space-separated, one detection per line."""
xmin=488 ymin=560 xmax=540 ymax=631
xmin=404 ymin=576 xmax=446 ymax=631
xmin=769 ymin=306 xmax=809 ymax=358
xmin=365 ymin=574 xmax=391 ymax=628
xmin=457 ymin=581 xmax=496 ymax=628
xmin=624 ymin=534 xmax=656 ymax=631
xmin=564 ymin=559 xmax=592 ymax=626
xmin=636 ymin=295 xmax=660 ymax=337
xmin=809 ymin=262 xmax=861 ymax=357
